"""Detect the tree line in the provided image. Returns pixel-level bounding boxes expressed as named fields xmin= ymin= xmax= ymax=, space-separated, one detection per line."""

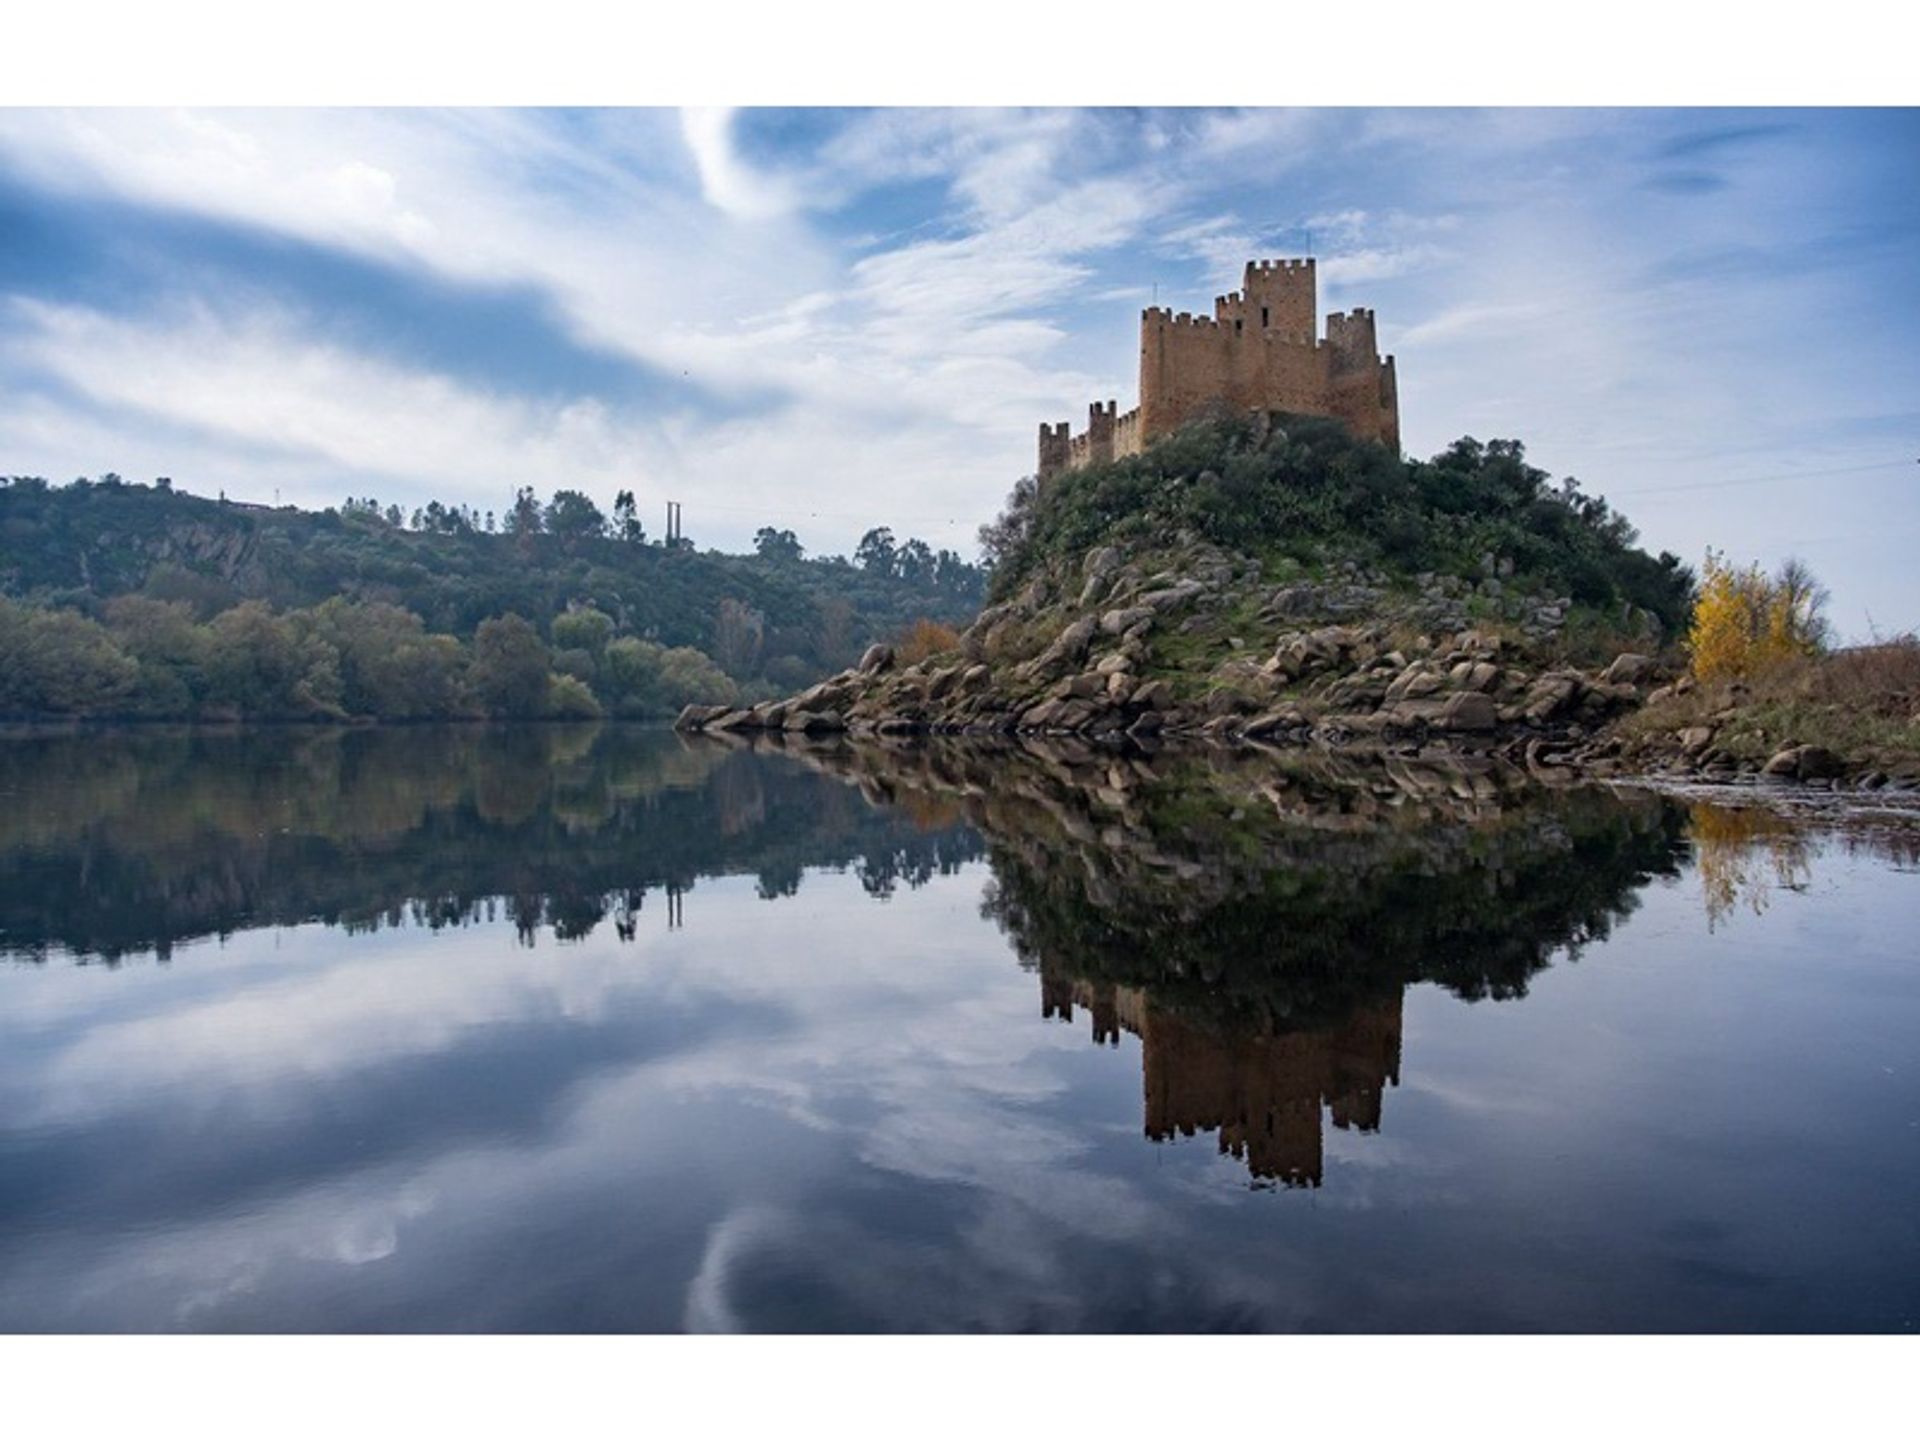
xmin=0 ymin=474 xmax=986 ymax=697
xmin=0 ymin=593 xmax=740 ymax=722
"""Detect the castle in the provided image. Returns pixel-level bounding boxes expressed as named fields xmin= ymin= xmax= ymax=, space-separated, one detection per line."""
xmin=1037 ymin=257 xmax=1400 ymax=481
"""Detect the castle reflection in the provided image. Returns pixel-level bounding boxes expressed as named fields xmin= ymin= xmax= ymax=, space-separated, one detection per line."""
xmin=1045 ymin=970 xmax=1402 ymax=1186
xmin=767 ymin=733 xmax=1694 ymax=1186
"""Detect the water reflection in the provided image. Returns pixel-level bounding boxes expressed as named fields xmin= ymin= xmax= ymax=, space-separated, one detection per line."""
xmin=0 ymin=726 xmax=983 ymax=963
xmin=2 ymin=726 xmax=1916 ymax=1330
xmin=761 ymin=736 xmax=1690 ymax=1185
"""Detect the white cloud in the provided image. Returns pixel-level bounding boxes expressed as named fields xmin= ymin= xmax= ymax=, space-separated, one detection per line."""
xmin=678 ymin=106 xmax=798 ymax=220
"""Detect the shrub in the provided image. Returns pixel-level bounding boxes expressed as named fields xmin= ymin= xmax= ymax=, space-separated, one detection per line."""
xmin=896 ymin=618 xmax=962 ymax=665
xmin=545 ymin=673 xmax=603 ymax=720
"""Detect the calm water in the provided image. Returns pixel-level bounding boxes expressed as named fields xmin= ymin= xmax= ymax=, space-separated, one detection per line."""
xmin=1 ymin=726 xmax=1915 ymax=1333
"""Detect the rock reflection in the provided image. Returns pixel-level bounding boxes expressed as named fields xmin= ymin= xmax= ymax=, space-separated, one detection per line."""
xmin=761 ymin=734 xmax=1689 ymax=1185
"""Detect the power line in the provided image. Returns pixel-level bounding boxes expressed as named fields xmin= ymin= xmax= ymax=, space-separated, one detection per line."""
xmin=1606 ymin=459 xmax=1909 ymax=499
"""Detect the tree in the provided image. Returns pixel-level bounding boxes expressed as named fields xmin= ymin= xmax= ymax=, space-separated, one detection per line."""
xmin=598 ymin=636 xmax=738 ymax=715
xmin=472 ymin=613 xmax=551 ymax=716
xmin=506 ymin=487 xmax=544 ymax=537
xmin=895 ymin=537 xmax=934 ymax=584
xmin=545 ymin=490 xmax=607 ymax=546
xmin=552 ymin=604 xmax=616 ymax=662
xmin=855 ymin=526 xmax=897 ymax=575
xmin=612 ymin=490 xmax=646 ymax=544
xmin=754 ymin=527 xmax=804 ymax=563
xmin=1688 ymin=552 xmax=1830 ymax=682
xmin=545 ymin=672 xmax=603 ymax=719
xmin=1769 ymin=557 xmax=1831 ymax=657
xmin=0 ymin=600 xmax=139 ymax=715
xmin=712 ymin=597 xmax=765 ymax=677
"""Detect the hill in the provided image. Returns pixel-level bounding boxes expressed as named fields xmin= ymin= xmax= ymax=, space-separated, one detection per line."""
xmin=0 ymin=474 xmax=983 ymax=719
xmin=679 ymin=413 xmax=1698 ymax=754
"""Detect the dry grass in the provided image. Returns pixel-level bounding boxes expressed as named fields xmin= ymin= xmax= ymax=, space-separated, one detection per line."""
xmin=895 ymin=617 xmax=964 ymax=666
xmin=1621 ymin=634 xmax=1920 ymax=773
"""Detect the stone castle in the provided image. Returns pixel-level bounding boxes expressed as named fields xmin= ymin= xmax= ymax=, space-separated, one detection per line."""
xmin=1037 ymin=257 xmax=1400 ymax=481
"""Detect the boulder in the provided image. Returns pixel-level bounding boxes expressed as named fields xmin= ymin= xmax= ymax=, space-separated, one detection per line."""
xmin=1600 ymin=652 xmax=1657 ymax=686
xmin=782 ymin=709 xmax=845 ymax=733
xmin=1439 ymin=691 xmax=1498 ymax=732
xmin=1137 ymin=579 xmax=1206 ymax=612
xmin=858 ymin=643 xmax=895 ymax=675
xmin=1524 ymin=671 xmax=1585 ymax=723
xmin=1677 ymin=725 xmax=1716 ymax=757
xmin=673 ymin=703 xmax=730 ymax=730
xmin=1099 ymin=605 xmax=1154 ymax=636
xmin=1130 ymin=679 xmax=1174 ymax=710
xmin=1761 ymin=748 xmax=1801 ymax=778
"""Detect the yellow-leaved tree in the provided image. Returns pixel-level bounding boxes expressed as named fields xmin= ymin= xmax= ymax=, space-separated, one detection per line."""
xmin=1687 ymin=551 xmax=1830 ymax=681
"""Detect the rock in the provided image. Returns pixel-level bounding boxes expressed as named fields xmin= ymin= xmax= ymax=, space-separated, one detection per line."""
xmin=1099 ymin=605 xmax=1153 ymax=636
xmin=1677 ymin=726 xmax=1716 ymax=757
xmin=1205 ymin=687 xmax=1258 ymax=717
xmin=1385 ymin=668 xmax=1444 ymax=705
xmin=782 ymin=709 xmax=844 ymax=733
xmin=1083 ymin=545 xmax=1123 ymax=580
xmin=1796 ymin=745 xmax=1844 ymax=780
xmin=1761 ymin=748 xmax=1801 ymax=778
xmin=673 ymin=703 xmax=730 ymax=730
xmin=1440 ymin=691 xmax=1498 ymax=731
xmin=1137 ymin=579 xmax=1206 ymax=612
xmin=1601 ymin=652 xmax=1657 ymax=686
xmin=1030 ymin=615 xmax=1098 ymax=675
xmin=1524 ymin=671 xmax=1585 ymax=723
xmin=1130 ymin=679 xmax=1174 ymax=710
xmin=1062 ymin=672 xmax=1106 ymax=699
xmin=1243 ymin=706 xmax=1308 ymax=737
xmin=858 ymin=643 xmax=895 ymax=675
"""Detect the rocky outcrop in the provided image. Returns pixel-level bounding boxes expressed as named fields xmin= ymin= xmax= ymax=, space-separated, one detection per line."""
xmin=677 ymin=533 xmax=1678 ymax=760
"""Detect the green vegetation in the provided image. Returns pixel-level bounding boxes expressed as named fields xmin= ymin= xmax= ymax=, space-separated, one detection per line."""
xmin=980 ymin=413 xmax=1694 ymax=633
xmin=0 ymin=474 xmax=986 ymax=713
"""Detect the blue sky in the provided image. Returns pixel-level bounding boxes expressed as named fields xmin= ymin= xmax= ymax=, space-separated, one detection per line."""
xmin=2 ymin=107 xmax=1916 ymax=632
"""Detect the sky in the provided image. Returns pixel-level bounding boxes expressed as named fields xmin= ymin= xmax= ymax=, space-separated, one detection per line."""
xmin=1 ymin=107 xmax=1916 ymax=633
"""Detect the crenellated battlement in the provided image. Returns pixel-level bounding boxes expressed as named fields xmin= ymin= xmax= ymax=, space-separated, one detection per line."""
xmin=1038 ymin=256 xmax=1400 ymax=481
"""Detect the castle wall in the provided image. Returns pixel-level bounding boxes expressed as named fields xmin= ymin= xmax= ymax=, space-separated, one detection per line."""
xmin=1038 ymin=256 xmax=1400 ymax=481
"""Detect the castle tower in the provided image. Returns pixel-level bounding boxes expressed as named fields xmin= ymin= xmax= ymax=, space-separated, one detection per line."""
xmin=1240 ymin=258 xmax=1316 ymax=341
xmin=1037 ymin=420 xmax=1071 ymax=482
xmin=1086 ymin=400 xmax=1117 ymax=465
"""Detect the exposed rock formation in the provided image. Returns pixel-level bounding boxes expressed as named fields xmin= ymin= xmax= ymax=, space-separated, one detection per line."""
xmin=679 ymin=533 xmax=1667 ymax=765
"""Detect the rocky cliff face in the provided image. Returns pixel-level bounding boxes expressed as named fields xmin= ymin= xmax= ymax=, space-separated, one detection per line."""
xmin=678 ymin=531 xmax=1671 ymax=770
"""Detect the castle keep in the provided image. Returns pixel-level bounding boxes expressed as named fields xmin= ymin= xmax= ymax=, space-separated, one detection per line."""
xmin=1037 ymin=258 xmax=1400 ymax=480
